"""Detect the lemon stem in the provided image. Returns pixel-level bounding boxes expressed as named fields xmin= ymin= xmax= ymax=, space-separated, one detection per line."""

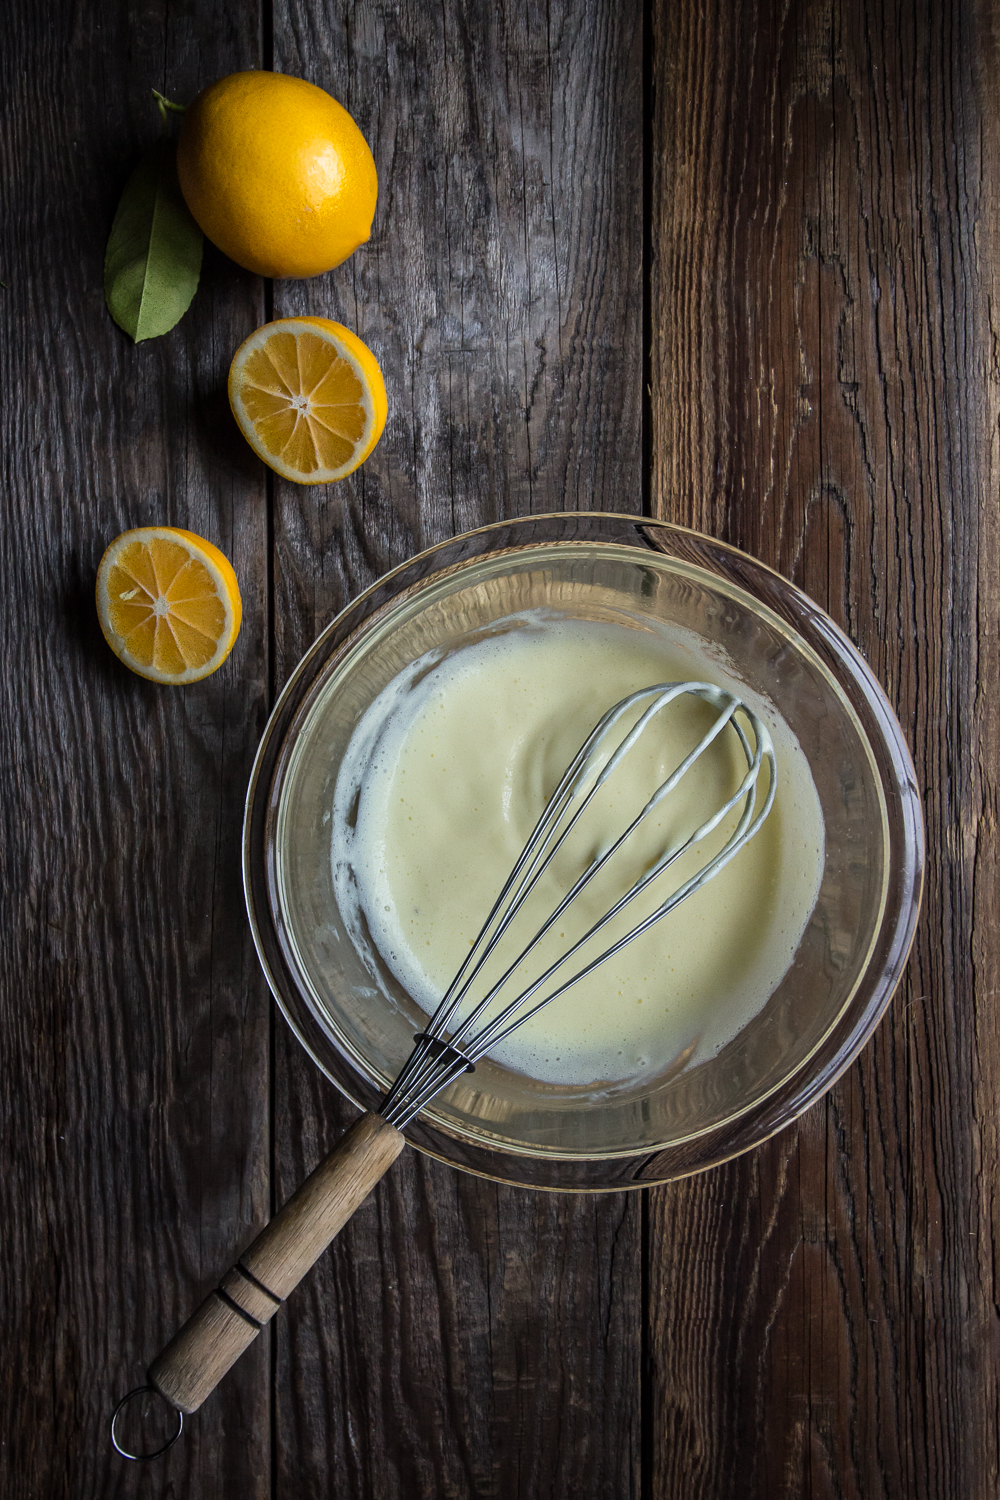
xmin=152 ymin=89 xmax=187 ymax=134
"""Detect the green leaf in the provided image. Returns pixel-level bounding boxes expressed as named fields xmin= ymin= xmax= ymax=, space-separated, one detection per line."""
xmin=104 ymin=141 xmax=203 ymax=343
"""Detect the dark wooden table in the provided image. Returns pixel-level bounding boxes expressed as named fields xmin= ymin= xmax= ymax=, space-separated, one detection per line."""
xmin=2 ymin=1 xmax=995 ymax=1495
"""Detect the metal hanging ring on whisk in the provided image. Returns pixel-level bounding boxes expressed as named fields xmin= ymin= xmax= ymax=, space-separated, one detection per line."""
xmin=114 ymin=681 xmax=775 ymax=1444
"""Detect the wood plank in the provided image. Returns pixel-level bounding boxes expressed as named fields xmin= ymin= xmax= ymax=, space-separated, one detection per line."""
xmin=268 ymin=1 xmax=645 ymax=1495
xmin=0 ymin=3 xmax=272 ymax=1494
xmin=648 ymin=0 xmax=1000 ymax=1495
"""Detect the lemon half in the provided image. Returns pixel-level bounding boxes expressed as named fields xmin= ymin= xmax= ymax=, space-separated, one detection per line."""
xmin=96 ymin=527 xmax=242 ymax=684
xmin=228 ymin=317 xmax=387 ymax=484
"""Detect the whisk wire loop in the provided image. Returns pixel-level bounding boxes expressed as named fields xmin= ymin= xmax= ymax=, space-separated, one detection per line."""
xmin=457 ymin=713 xmax=772 ymax=1066
xmin=430 ymin=684 xmax=740 ymax=1053
xmin=464 ymin=743 xmax=775 ymax=1067
xmin=380 ymin=683 xmax=776 ymax=1130
xmin=380 ymin=687 xmax=695 ymax=1122
xmin=444 ymin=692 xmax=749 ymax=1049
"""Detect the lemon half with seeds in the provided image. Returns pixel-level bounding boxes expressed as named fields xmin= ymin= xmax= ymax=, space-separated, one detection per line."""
xmin=96 ymin=527 xmax=242 ymax=684
xmin=228 ymin=317 xmax=387 ymax=484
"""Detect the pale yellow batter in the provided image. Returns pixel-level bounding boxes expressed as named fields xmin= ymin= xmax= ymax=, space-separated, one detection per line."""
xmin=332 ymin=611 xmax=825 ymax=1087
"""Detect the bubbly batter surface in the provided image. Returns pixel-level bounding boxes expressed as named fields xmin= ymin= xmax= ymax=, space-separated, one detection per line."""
xmin=332 ymin=612 xmax=825 ymax=1086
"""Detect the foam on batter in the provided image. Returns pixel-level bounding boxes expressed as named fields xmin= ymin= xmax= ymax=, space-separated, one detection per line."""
xmin=331 ymin=611 xmax=825 ymax=1086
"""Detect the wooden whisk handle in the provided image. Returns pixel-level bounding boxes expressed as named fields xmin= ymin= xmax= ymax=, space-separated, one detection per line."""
xmin=147 ymin=1112 xmax=405 ymax=1414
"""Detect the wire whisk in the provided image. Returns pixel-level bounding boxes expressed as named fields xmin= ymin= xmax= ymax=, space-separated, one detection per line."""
xmin=123 ymin=680 xmax=778 ymax=1439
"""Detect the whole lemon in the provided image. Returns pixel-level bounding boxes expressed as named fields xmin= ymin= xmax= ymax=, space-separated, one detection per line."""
xmin=176 ymin=71 xmax=377 ymax=279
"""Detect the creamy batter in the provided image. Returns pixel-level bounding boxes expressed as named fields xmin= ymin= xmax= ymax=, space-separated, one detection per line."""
xmin=332 ymin=611 xmax=825 ymax=1087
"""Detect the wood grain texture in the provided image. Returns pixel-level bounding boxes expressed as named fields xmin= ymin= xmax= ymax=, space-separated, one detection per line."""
xmin=268 ymin=2 xmax=645 ymax=1497
xmin=649 ymin=0 xmax=1000 ymax=1496
xmin=3 ymin=0 xmax=994 ymax=1494
xmin=0 ymin=2 xmax=272 ymax=1495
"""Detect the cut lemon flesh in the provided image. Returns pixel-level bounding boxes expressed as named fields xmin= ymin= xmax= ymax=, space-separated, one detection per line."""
xmin=228 ymin=316 xmax=387 ymax=484
xmin=96 ymin=527 xmax=242 ymax=685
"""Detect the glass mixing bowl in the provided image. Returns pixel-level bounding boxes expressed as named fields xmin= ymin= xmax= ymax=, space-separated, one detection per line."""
xmin=244 ymin=513 xmax=923 ymax=1190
